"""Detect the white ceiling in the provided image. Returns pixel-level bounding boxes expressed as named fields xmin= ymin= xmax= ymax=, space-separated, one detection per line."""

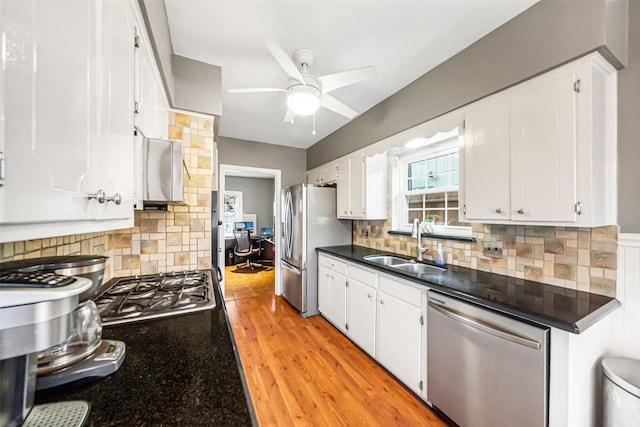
xmin=164 ymin=0 xmax=537 ymax=150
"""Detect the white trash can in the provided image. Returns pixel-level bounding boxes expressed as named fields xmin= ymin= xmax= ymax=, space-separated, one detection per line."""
xmin=602 ymin=357 xmax=640 ymax=427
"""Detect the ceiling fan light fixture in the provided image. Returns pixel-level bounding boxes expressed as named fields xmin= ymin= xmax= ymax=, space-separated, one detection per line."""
xmin=287 ymin=85 xmax=320 ymax=116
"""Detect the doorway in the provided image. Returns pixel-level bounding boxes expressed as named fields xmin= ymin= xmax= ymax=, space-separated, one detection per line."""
xmin=218 ymin=164 xmax=281 ymax=300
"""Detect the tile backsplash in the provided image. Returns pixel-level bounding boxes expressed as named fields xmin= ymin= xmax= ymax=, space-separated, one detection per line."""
xmin=0 ymin=111 xmax=214 ymax=282
xmin=353 ymin=221 xmax=618 ymax=297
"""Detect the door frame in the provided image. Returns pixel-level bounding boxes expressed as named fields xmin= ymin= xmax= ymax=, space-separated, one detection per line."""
xmin=219 ymin=164 xmax=281 ymax=297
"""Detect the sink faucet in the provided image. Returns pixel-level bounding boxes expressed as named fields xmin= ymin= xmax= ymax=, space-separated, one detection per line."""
xmin=411 ymin=218 xmax=428 ymax=261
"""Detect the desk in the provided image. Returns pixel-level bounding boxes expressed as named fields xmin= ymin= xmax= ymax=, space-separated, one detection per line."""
xmin=259 ymin=238 xmax=275 ymax=264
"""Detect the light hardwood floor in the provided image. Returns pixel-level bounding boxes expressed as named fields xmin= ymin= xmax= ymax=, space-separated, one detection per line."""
xmin=223 ymin=266 xmax=447 ymax=426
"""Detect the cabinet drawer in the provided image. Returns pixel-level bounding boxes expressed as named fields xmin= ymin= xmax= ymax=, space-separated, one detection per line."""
xmin=379 ymin=275 xmax=422 ymax=307
xmin=318 ymin=255 xmax=347 ymax=276
xmin=349 ymin=265 xmax=376 ymax=287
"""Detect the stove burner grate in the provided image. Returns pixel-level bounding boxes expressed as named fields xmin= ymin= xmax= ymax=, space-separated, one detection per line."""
xmin=94 ymin=271 xmax=215 ymax=325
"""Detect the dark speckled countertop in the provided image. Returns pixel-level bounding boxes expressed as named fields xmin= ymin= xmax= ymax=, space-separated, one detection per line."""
xmin=35 ymin=273 xmax=256 ymax=426
xmin=318 ymin=245 xmax=620 ymax=333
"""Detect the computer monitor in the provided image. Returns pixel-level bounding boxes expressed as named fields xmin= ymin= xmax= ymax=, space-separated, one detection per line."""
xmin=244 ymin=221 xmax=255 ymax=234
xmin=260 ymin=227 xmax=273 ymax=236
xmin=233 ymin=222 xmax=247 ymax=231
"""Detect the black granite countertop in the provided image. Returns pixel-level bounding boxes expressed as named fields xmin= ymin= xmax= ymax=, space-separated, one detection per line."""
xmin=318 ymin=245 xmax=620 ymax=334
xmin=35 ymin=273 xmax=256 ymax=426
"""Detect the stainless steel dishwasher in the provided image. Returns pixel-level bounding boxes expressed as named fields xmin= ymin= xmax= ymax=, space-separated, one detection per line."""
xmin=427 ymin=291 xmax=549 ymax=427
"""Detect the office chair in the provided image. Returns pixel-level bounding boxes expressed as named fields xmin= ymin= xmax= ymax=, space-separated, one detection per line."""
xmin=233 ymin=229 xmax=262 ymax=270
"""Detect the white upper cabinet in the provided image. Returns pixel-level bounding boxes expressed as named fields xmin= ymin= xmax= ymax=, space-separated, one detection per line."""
xmin=510 ymin=72 xmax=577 ymax=222
xmin=1 ymin=0 xmax=100 ymax=227
xmin=99 ymin=0 xmax=136 ymax=220
xmin=307 ymin=162 xmax=337 ymax=186
xmin=336 ymin=152 xmax=387 ymax=220
xmin=462 ymin=100 xmax=510 ymax=221
xmin=0 ymin=0 xmax=149 ymax=243
xmin=461 ymin=53 xmax=616 ymax=226
xmin=135 ymin=21 xmax=169 ymax=140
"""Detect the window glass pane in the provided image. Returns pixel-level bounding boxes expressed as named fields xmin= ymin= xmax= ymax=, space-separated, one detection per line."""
xmin=407 ymin=194 xmax=423 ymax=209
xmin=408 ymin=161 xmax=425 ymax=178
xmin=448 ymin=192 xmax=459 ymax=208
xmin=450 ymin=172 xmax=458 ymax=186
xmin=424 ymin=209 xmax=445 ymax=223
xmin=408 ymin=177 xmax=426 ymax=191
xmin=448 ymin=210 xmax=461 ymax=226
xmin=407 ymin=210 xmax=423 ymax=223
xmin=425 ymin=193 xmax=446 ymax=208
xmin=450 ymin=152 xmax=459 ymax=171
xmin=436 ymin=155 xmax=447 ymax=173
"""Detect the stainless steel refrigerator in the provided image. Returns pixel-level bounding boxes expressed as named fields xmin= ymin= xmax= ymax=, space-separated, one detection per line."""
xmin=281 ymin=184 xmax=352 ymax=317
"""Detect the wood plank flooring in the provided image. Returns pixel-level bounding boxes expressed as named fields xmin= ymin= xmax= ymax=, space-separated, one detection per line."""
xmin=223 ymin=266 xmax=447 ymax=426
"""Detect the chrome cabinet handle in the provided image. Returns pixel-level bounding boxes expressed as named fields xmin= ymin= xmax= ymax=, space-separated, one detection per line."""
xmin=87 ymin=190 xmax=106 ymax=204
xmin=517 ymin=209 xmax=525 ymax=215
xmin=106 ymin=193 xmax=122 ymax=205
xmin=495 ymin=208 xmax=503 ymax=214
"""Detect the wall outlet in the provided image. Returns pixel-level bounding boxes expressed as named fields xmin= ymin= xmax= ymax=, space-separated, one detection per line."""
xmin=483 ymin=241 xmax=503 ymax=258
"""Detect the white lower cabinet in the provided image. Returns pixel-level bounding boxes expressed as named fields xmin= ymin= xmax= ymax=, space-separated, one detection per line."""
xmin=318 ymin=253 xmax=427 ymax=399
xmin=376 ymin=275 xmax=424 ymax=396
xmin=318 ymin=256 xmax=347 ymax=334
xmin=346 ymin=266 xmax=377 ymax=357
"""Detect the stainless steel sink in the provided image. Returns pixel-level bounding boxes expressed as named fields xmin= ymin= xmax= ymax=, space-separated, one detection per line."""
xmin=392 ymin=262 xmax=446 ymax=275
xmin=363 ymin=255 xmax=410 ymax=266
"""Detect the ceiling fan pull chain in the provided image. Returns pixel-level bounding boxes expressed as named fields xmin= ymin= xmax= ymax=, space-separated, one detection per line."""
xmin=312 ymin=113 xmax=316 ymax=135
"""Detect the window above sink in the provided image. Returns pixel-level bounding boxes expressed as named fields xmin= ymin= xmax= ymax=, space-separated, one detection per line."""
xmin=390 ymin=127 xmax=472 ymax=240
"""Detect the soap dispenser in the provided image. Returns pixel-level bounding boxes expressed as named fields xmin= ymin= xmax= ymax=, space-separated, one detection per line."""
xmin=435 ymin=243 xmax=445 ymax=266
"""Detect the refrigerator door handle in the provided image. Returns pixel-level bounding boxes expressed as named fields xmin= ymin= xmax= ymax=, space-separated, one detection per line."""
xmin=285 ymin=190 xmax=294 ymax=259
xmin=282 ymin=260 xmax=302 ymax=275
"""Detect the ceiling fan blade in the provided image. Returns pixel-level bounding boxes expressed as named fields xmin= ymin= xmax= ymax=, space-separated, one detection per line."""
xmin=317 ymin=65 xmax=378 ymax=94
xmin=283 ymin=109 xmax=294 ymax=123
xmin=228 ymin=88 xmax=286 ymax=94
xmin=320 ymin=94 xmax=358 ymax=119
xmin=263 ymin=38 xmax=305 ymax=84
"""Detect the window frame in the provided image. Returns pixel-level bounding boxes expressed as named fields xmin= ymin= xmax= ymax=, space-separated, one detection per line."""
xmin=394 ymin=136 xmax=472 ymax=238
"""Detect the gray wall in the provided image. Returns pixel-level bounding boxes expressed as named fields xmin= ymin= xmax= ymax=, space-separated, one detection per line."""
xmin=139 ymin=0 xmax=223 ymax=116
xmin=218 ymin=136 xmax=307 ymax=187
xmin=173 ymin=55 xmax=223 ymax=116
xmin=226 ymin=177 xmax=275 ymax=230
xmin=617 ymin=0 xmax=640 ymax=232
xmin=308 ymin=0 xmax=638 ymax=232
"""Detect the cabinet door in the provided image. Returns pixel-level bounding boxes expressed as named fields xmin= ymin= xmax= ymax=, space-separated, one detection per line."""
xmin=463 ymin=100 xmax=510 ymax=220
xmin=318 ymin=265 xmax=347 ymax=332
xmin=510 ymin=73 xmax=578 ymax=222
xmin=98 ymin=0 xmax=135 ymax=220
xmin=307 ymin=168 xmax=321 ymax=185
xmin=336 ymin=157 xmax=350 ymax=218
xmin=349 ymin=155 xmax=365 ymax=218
xmin=377 ymin=291 xmax=423 ymax=393
xmin=1 ymin=0 xmax=99 ymax=223
xmin=347 ymin=278 xmax=376 ymax=357
xmin=135 ymin=27 xmax=163 ymax=139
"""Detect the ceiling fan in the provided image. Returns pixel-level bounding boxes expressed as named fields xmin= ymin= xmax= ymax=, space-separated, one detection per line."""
xmin=229 ymin=39 xmax=378 ymax=124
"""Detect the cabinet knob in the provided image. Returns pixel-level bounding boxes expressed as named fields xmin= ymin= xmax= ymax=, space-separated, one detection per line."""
xmin=380 ymin=299 xmax=385 ymax=305
xmin=106 ymin=193 xmax=122 ymax=205
xmin=87 ymin=190 xmax=106 ymax=204
xmin=367 ymin=293 xmax=372 ymax=299
xmin=517 ymin=209 xmax=525 ymax=215
xmin=495 ymin=208 xmax=503 ymax=214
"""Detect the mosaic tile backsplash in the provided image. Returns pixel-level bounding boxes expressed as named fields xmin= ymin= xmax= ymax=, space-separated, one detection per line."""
xmin=0 ymin=112 xmax=214 ymax=282
xmin=353 ymin=221 xmax=618 ymax=297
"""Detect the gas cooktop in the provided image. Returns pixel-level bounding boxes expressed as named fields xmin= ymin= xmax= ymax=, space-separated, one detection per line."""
xmin=94 ymin=270 xmax=216 ymax=325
